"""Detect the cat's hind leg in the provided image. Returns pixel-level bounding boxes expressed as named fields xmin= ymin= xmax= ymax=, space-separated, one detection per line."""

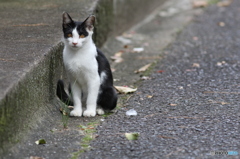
xmin=97 ymin=86 xmax=118 ymax=111
xmin=96 ymin=107 xmax=105 ymax=115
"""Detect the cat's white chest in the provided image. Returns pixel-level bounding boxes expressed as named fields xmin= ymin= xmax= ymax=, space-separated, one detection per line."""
xmin=63 ymin=47 xmax=98 ymax=79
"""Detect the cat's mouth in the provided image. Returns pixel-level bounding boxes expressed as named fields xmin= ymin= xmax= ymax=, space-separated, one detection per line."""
xmin=72 ymin=45 xmax=79 ymax=48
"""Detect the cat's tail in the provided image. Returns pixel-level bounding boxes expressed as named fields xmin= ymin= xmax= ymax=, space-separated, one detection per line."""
xmin=57 ymin=79 xmax=74 ymax=106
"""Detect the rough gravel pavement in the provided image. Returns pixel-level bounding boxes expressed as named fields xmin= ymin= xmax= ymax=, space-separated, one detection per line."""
xmin=81 ymin=1 xmax=240 ymax=159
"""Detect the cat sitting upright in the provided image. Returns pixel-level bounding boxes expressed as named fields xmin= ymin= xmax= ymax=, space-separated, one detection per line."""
xmin=57 ymin=12 xmax=117 ymax=117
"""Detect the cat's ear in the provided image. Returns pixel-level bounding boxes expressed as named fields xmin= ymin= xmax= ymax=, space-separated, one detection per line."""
xmin=62 ymin=12 xmax=73 ymax=28
xmin=84 ymin=15 xmax=95 ymax=31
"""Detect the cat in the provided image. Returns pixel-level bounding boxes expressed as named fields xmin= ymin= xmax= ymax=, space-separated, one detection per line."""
xmin=57 ymin=12 xmax=117 ymax=117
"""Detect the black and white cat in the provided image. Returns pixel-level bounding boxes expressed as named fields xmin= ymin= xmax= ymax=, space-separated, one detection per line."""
xmin=57 ymin=12 xmax=117 ymax=117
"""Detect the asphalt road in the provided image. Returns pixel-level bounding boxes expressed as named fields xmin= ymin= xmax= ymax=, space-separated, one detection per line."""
xmin=81 ymin=1 xmax=240 ymax=159
xmin=3 ymin=1 xmax=239 ymax=159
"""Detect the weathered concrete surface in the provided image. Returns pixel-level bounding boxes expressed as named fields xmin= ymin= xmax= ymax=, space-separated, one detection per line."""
xmin=0 ymin=0 xmax=167 ymax=158
xmin=0 ymin=0 xmax=100 ymax=154
xmin=112 ymin=0 xmax=167 ymax=35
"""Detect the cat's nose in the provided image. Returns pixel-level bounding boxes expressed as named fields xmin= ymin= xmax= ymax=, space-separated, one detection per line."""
xmin=72 ymin=42 xmax=78 ymax=46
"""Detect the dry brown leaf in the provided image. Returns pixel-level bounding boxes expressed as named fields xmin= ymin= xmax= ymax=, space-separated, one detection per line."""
xmin=208 ymin=100 xmax=230 ymax=105
xmin=68 ymin=106 xmax=74 ymax=109
xmin=115 ymin=86 xmax=137 ymax=94
xmin=193 ymin=36 xmax=199 ymax=41
xmin=216 ymin=61 xmax=226 ymax=66
xmin=218 ymin=22 xmax=225 ymax=27
xmin=59 ymin=108 xmax=68 ymax=116
xmin=0 ymin=58 xmax=16 ymax=62
xmin=147 ymin=95 xmax=153 ymax=99
xmin=169 ymin=103 xmax=177 ymax=106
xmin=193 ymin=0 xmax=208 ymax=8
xmin=134 ymin=63 xmax=151 ymax=73
xmin=217 ymin=0 xmax=232 ymax=7
xmin=192 ymin=63 xmax=200 ymax=68
xmin=110 ymin=52 xmax=123 ymax=63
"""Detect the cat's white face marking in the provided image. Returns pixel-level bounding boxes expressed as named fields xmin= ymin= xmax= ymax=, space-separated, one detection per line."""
xmin=66 ymin=28 xmax=86 ymax=49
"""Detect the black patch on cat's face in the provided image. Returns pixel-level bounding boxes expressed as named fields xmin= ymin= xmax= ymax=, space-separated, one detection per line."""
xmin=62 ymin=12 xmax=94 ymax=39
xmin=76 ymin=22 xmax=89 ymax=37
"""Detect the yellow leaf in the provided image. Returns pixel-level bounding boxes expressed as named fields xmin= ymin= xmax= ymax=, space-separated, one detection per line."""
xmin=193 ymin=0 xmax=208 ymax=8
xmin=125 ymin=133 xmax=139 ymax=140
xmin=114 ymin=86 xmax=137 ymax=94
xmin=134 ymin=63 xmax=151 ymax=73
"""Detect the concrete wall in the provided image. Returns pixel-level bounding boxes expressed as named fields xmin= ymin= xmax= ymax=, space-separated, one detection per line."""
xmin=112 ymin=0 xmax=166 ymax=35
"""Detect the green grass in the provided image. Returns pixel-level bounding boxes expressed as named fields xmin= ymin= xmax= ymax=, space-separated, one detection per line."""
xmin=208 ymin=0 xmax=220 ymax=5
xmin=141 ymin=61 xmax=157 ymax=77
xmin=70 ymin=121 xmax=99 ymax=159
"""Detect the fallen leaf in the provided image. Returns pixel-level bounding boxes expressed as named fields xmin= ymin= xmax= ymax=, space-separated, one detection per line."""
xmin=208 ymin=100 xmax=230 ymax=105
xmin=216 ymin=61 xmax=226 ymax=66
xmin=113 ymin=78 xmax=120 ymax=82
xmin=133 ymin=47 xmax=144 ymax=53
xmin=169 ymin=103 xmax=177 ymax=106
xmin=68 ymin=106 xmax=74 ymax=109
xmin=116 ymin=36 xmax=132 ymax=44
xmin=217 ymin=0 xmax=232 ymax=7
xmin=218 ymin=22 xmax=225 ymax=27
xmin=125 ymin=133 xmax=140 ymax=140
xmin=59 ymin=108 xmax=69 ymax=116
xmin=134 ymin=63 xmax=151 ymax=73
xmin=141 ymin=76 xmax=151 ymax=80
xmin=178 ymin=86 xmax=184 ymax=90
xmin=185 ymin=69 xmax=196 ymax=72
xmin=35 ymin=139 xmax=46 ymax=145
xmin=147 ymin=95 xmax=153 ymax=98
xmin=157 ymin=70 xmax=164 ymax=73
xmin=111 ymin=52 xmax=123 ymax=63
xmin=122 ymin=32 xmax=135 ymax=38
xmin=193 ymin=0 xmax=208 ymax=8
xmin=30 ymin=156 xmax=45 ymax=159
xmin=193 ymin=36 xmax=199 ymax=41
xmin=115 ymin=86 xmax=137 ymax=94
xmin=192 ymin=63 xmax=200 ymax=68
xmin=0 ymin=58 xmax=16 ymax=62
xmin=111 ymin=68 xmax=116 ymax=72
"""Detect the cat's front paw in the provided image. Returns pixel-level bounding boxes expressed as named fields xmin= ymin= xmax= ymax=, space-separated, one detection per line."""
xmin=83 ymin=109 xmax=96 ymax=117
xmin=70 ymin=109 xmax=82 ymax=117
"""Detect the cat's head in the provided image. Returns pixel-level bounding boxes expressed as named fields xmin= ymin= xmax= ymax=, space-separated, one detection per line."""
xmin=62 ymin=12 xmax=95 ymax=49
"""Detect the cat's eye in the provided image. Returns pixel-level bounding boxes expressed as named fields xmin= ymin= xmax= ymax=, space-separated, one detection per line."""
xmin=79 ymin=34 xmax=85 ymax=38
xmin=67 ymin=34 xmax=72 ymax=37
